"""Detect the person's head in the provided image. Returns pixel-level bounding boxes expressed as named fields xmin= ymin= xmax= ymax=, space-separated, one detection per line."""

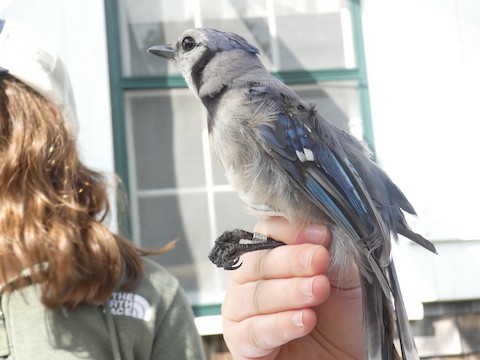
xmin=0 ymin=19 xmax=143 ymax=309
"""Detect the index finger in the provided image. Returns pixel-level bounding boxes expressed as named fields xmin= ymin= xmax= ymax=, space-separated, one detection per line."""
xmin=231 ymin=243 xmax=330 ymax=284
xmin=254 ymin=216 xmax=331 ymax=247
xmin=230 ymin=217 xmax=331 ymax=283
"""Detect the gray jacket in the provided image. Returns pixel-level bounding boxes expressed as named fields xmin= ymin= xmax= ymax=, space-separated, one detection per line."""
xmin=0 ymin=258 xmax=205 ymax=360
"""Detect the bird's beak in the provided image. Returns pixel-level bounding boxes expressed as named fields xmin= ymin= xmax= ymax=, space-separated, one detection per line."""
xmin=147 ymin=44 xmax=175 ymax=59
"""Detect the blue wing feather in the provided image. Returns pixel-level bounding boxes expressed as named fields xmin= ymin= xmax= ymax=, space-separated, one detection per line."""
xmin=313 ymin=142 xmax=372 ymax=231
xmin=258 ymin=105 xmax=373 ymax=241
xmin=304 ymin=170 xmax=358 ymax=237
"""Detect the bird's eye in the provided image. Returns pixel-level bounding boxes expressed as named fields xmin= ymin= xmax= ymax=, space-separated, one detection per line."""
xmin=182 ymin=37 xmax=196 ymax=52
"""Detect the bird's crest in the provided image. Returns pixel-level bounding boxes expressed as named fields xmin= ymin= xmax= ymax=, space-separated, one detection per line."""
xmin=203 ymin=28 xmax=259 ymax=54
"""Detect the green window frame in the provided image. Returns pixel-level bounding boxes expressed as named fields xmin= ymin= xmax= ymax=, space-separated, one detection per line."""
xmin=104 ymin=0 xmax=373 ymax=317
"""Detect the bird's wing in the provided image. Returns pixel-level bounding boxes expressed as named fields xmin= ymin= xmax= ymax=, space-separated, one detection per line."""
xmin=248 ymin=85 xmax=419 ymax=359
xmin=257 ymin=105 xmax=392 ymax=289
xmin=248 ymin=86 xmax=387 ymax=250
xmin=260 ymin=110 xmax=370 ymax=233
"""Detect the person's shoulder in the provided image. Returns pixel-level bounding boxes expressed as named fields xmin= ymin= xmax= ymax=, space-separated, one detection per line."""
xmin=133 ymin=257 xmax=181 ymax=303
xmin=143 ymin=257 xmax=178 ymax=284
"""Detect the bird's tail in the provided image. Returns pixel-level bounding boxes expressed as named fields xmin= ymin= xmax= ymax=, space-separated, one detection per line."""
xmin=361 ymin=259 xmax=420 ymax=360
xmin=389 ymin=261 xmax=420 ymax=360
xmin=361 ymin=271 xmax=399 ymax=360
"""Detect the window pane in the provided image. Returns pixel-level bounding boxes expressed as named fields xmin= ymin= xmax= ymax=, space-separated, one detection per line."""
xmin=214 ymin=192 xmax=258 ymax=235
xmin=137 ymin=193 xmax=230 ymax=304
xmin=119 ymin=0 xmax=195 ymax=76
xmin=290 ymin=81 xmax=363 ymax=138
xmin=199 ymin=0 xmax=274 ymax=70
xmin=125 ymin=88 xmax=207 ymax=190
xmin=274 ymin=5 xmax=354 ymax=71
xmin=118 ymin=0 xmax=355 ymax=76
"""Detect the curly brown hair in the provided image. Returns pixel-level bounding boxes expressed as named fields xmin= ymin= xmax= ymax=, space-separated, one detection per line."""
xmin=0 ymin=75 xmax=162 ymax=310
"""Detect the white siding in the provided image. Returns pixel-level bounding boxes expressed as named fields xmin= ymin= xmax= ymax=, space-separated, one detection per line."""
xmin=362 ymin=0 xmax=480 ymax=311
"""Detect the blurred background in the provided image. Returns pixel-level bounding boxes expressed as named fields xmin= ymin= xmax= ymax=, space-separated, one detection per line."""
xmin=1 ymin=0 xmax=479 ymax=358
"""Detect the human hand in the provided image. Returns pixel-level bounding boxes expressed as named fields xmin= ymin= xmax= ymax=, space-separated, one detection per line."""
xmin=222 ymin=217 xmax=365 ymax=360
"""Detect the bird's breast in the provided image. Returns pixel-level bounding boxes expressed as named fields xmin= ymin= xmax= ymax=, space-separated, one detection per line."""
xmin=207 ymin=88 xmax=320 ymax=222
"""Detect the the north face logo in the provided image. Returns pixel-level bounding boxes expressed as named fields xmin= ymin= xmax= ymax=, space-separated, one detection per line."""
xmin=109 ymin=292 xmax=152 ymax=321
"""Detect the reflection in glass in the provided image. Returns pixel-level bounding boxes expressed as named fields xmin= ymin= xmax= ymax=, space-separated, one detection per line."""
xmin=138 ymin=193 xmax=213 ymax=302
xmin=119 ymin=0 xmax=195 ymax=76
xmin=119 ymin=0 xmax=355 ymax=76
xmin=125 ymin=88 xmax=206 ymax=190
xmin=291 ymin=81 xmax=362 ymax=138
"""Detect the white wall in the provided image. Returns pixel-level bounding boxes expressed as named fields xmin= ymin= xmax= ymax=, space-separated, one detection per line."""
xmin=0 ymin=0 xmax=116 ymax=228
xmin=362 ymin=0 xmax=480 ymax=311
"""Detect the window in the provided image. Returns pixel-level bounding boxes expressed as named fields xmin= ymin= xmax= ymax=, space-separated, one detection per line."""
xmin=105 ymin=0 xmax=372 ymax=312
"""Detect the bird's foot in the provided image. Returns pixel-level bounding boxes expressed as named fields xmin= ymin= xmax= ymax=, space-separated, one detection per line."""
xmin=208 ymin=229 xmax=285 ymax=270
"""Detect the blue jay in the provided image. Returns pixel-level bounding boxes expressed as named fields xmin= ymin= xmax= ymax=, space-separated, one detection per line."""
xmin=148 ymin=28 xmax=436 ymax=359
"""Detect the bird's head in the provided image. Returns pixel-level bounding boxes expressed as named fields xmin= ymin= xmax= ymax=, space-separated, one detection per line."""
xmin=148 ymin=28 xmax=260 ymax=96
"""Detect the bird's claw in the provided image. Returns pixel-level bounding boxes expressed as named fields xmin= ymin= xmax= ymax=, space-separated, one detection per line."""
xmin=208 ymin=229 xmax=285 ymax=270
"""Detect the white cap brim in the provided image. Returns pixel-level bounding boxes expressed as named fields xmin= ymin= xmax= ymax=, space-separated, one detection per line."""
xmin=0 ymin=18 xmax=79 ymax=136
